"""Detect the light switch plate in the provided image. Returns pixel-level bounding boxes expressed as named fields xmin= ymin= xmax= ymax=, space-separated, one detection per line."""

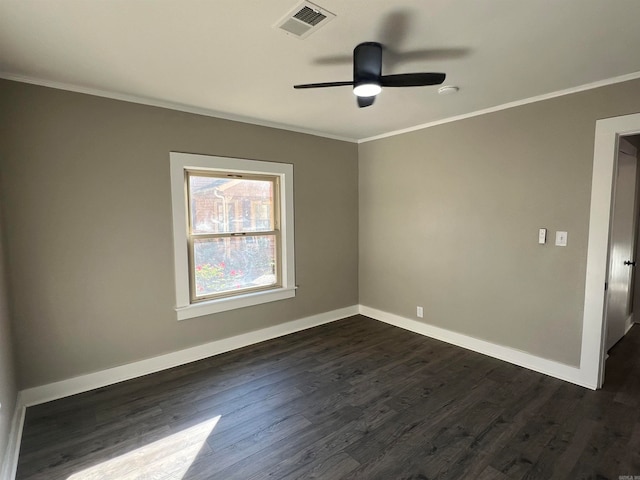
xmin=538 ymin=228 xmax=547 ymax=244
xmin=555 ymin=231 xmax=568 ymax=246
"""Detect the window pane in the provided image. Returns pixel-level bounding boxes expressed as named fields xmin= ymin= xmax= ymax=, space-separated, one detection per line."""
xmin=193 ymin=235 xmax=278 ymax=298
xmin=189 ymin=175 xmax=274 ymax=234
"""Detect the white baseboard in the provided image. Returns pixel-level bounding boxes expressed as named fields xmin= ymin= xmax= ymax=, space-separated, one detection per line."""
xmin=4 ymin=302 xmax=600 ymax=480
xmin=0 ymin=395 xmax=25 ymax=480
xmin=20 ymin=305 xmax=359 ymax=407
xmin=359 ymin=305 xmax=595 ymax=390
xmin=7 ymin=302 xmax=597 ymax=480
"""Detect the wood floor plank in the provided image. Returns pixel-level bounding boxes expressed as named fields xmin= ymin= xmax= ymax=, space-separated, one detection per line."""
xmin=342 ymin=380 xmax=502 ymax=479
xmin=207 ymin=407 xmax=364 ymax=479
xmin=187 ymin=413 xmax=313 ymax=476
xmin=15 ymin=316 xmax=640 ymax=480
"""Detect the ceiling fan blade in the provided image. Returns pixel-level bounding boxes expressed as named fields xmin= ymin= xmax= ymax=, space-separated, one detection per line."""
xmin=354 ymin=42 xmax=382 ymax=82
xmin=357 ymin=96 xmax=376 ymax=108
xmin=380 ymin=73 xmax=446 ymax=87
xmin=312 ymin=55 xmax=353 ymax=66
xmin=293 ymin=81 xmax=353 ymax=89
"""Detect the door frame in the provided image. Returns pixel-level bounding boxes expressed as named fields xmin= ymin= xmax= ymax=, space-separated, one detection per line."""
xmin=582 ymin=112 xmax=640 ymax=389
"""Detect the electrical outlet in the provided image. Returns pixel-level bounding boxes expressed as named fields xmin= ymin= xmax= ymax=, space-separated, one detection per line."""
xmin=417 ymin=306 xmax=424 ymax=318
xmin=555 ymin=231 xmax=568 ymax=247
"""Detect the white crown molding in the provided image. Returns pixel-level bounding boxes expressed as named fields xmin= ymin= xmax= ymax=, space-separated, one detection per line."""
xmin=359 ymin=305 xmax=596 ymax=390
xmin=358 ymin=70 xmax=640 ymax=143
xmin=0 ymin=72 xmax=358 ymax=144
xmin=3 ymin=71 xmax=640 ymax=145
xmin=19 ymin=305 xmax=359 ymax=407
xmin=0 ymin=395 xmax=25 ymax=480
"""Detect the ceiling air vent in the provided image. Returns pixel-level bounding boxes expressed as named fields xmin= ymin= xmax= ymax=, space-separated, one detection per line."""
xmin=274 ymin=1 xmax=336 ymax=39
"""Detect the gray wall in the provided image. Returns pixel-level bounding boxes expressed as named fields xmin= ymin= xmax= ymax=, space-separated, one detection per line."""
xmin=0 ymin=212 xmax=17 ymax=467
xmin=4 ymin=75 xmax=640 ymax=390
xmin=359 ymin=78 xmax=640 ymax=367
xmin=0 ymin=79 xmax=359 ymax=389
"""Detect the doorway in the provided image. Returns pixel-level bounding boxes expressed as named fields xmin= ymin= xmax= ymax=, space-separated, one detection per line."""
xmin=604 ymin=136 xmax=639 ymax=352
xmin=582 ymin=113 xmax=640 ymax=389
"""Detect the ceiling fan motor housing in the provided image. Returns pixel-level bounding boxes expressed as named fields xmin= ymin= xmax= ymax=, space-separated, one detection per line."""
xmin=353 ymin=42 xmax=383 ymax=96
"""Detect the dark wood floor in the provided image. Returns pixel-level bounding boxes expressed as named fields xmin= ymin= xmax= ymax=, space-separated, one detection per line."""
xmin=15 ymin=315 xmax=640 ymax=480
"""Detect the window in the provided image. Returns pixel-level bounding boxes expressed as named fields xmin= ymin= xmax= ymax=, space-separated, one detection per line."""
xmin=170 ymin=153 xmax=295 ymax=320
xmin=187 ymin=171 xmax=280 ymax=300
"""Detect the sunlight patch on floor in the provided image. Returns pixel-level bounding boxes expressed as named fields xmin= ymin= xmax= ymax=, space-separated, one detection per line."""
xmin=67 ymin=416 xmax=221 ymax=480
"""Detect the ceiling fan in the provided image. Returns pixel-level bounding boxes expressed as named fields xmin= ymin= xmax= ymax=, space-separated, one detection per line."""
xmin=294 ymin=42 xmax=446 ymax=108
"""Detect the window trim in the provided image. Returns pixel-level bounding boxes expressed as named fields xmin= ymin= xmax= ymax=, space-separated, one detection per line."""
xmin=170 ymin=152 xmax=296 ymax=320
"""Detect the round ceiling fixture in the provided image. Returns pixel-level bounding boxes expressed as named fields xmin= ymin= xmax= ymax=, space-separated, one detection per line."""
xmin=353 ymin=82 xmax=382 ymax=97
xmin=438 ymin=85 xmax=459 ymax=95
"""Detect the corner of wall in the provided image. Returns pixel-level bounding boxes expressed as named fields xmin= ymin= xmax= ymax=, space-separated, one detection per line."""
xmin=358 ymin=304 xmax=595 ymax=390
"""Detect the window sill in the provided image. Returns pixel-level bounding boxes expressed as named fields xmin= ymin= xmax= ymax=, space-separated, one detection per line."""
xmin=175 ymin=287 xmax=297 ymax=320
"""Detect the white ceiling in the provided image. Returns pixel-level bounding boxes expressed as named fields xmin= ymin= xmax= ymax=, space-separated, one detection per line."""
xmin=1 ymin=0 xmax=640 ymax=142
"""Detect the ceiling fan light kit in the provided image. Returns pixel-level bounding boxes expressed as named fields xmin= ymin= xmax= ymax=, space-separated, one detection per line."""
xmin=353 ymin=82 xmax=382 ymax=97
xmin=294 ymin=41 xmax=446 ymax=107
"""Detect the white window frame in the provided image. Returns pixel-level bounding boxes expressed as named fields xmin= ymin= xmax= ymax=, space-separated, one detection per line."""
xmin=170 ymin=152 xmax=296 ymax=320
